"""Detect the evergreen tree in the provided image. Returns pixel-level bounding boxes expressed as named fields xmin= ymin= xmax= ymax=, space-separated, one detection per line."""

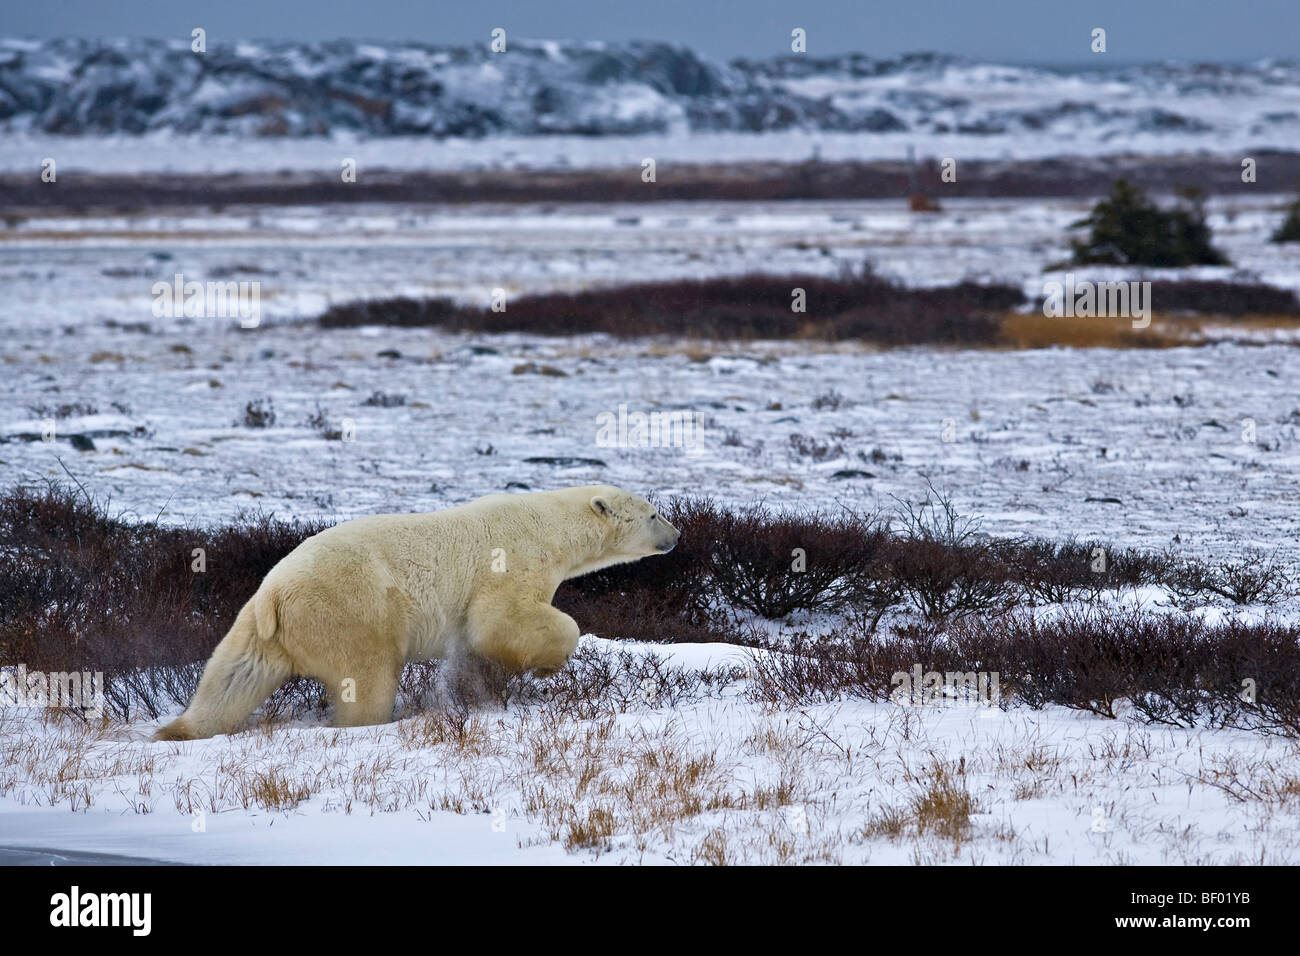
xmin=1069 ymin=179 xmax=1228 ymax=267
xmin=1271 ymin=192 xmax=1300 ymax=244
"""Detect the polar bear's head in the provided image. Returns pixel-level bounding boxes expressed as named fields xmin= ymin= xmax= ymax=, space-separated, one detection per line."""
xmin=588 ymin=486 xmax=680 ymax=561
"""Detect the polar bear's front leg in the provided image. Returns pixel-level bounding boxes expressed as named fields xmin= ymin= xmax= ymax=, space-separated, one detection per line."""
xmin=466 ymin=597 xmax=580 ymax=675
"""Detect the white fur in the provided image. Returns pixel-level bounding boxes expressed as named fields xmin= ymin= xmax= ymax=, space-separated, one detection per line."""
xmin=153 ymin=485 xmax=678 ymax=740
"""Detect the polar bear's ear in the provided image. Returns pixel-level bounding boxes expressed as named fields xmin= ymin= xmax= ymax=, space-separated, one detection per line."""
xmin=589 ymin=495 xmax=613 ymax=519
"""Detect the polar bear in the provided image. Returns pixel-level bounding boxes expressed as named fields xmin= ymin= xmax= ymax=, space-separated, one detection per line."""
xmin=153 ymin=485 xmax=679 ymax=740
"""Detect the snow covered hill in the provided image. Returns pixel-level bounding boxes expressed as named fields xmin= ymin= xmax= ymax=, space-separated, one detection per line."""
xmin=2 ymin=36 xmax=1297 ymax=149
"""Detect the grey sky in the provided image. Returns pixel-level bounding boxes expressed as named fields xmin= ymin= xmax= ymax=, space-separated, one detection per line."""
xmin=2 ymin=0 xmax=1294 ymax=63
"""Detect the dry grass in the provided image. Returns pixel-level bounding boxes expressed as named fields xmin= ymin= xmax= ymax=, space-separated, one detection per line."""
xmin=909 ymin=761 xmax=978 ymax=842
xmin=998 ymin=312 xmax=1191 ymax=349
xmin=998 ymin=311 xmax=1300 ymax=349
xmin=7 ymin=683 xmax=1300 ymax=863
xmin=857 ymin=757 xmax=979 ymax=850
xmin=0 ymin=654 xmax=840 ymax=862
xmin=1193 ymin=753 xmax=1300 ymax=807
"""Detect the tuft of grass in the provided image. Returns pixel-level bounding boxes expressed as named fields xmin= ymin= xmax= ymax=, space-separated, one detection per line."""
xmin=241 ymin=766 xmax=316 ymax=811
xmin=239 ymin=398 xmax=276 ymax=428
xmin=911 ymin=762 xmax=977 ymax=842
xmin=563 ymin=805 xmax=618 ymax=851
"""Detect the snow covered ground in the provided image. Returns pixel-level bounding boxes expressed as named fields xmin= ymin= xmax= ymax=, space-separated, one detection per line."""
xmin=4 ymin=196 xmax=1298 ymax=330
xmin=5 ymin=322 xmax=1300 ymax=564
xmin=5 ymin=128 xmax=1299 ymax=175
xmin=3 ymin=196 xmax=1300 ymax=558
xmin=3 ymin=636 xmax=1299 ymax=865
xmin=2 ymin=194 xmax=1300 ymax=864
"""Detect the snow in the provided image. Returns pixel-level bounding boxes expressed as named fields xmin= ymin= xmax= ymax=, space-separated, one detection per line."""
xmin=3 ymin=195 xmax=1299 ymax=561
xmin=3 ymin=127 xmax=1298 ymax=175
xmin=3 ymin=186 xmax=1300 ymax=863
xmin=3 ymin=637 xmax=1298 ymax=864
xmin=2 ymin=37 xmax=1299 ymax=170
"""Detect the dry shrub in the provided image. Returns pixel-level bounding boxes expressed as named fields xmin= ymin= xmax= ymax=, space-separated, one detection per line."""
xmin=319 ymin=273 xmax=1300 ymax=349
xmin=749 ymin=610 xmax=1300 ymax=736
xmin=320 ymin=296 xmax=459 ymax=329
xmin=884 ymin=537 xmax=1013 ymax=620
xmin=525 ymin=644 xmax=744 ymax=722
xmin=0 ymin=482 xmax=327 ymax=720
xmin=317 ymin=268 xmax=1025 ymax=346
xmin=1147 ymin=279 xmax=1300 ymax=316
xmin=703 ymin=505 xmax=889 ymax=618
xmin=886 ymin=485 xmax=1015 ymax=620
xmin=7 ymin=481 xmax=1295 ymax=736
xmin=998 ymin=538 xmax=1170 ymax=604
xmin=1166 ymin=552 xmax=1294 ymax=606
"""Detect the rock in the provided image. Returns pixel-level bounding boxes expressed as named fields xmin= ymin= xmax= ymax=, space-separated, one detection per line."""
xmin=524 ymin=456 xmax=607 ymax=467
xmin=512 ymin=362 xmax=568 ymax=377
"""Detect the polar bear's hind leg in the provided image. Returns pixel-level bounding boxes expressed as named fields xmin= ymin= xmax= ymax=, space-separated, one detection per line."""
xmin=325 ymin=648 xmax=404 ymax=727
xmin=153 ymin=602 xmax=292 ymax=741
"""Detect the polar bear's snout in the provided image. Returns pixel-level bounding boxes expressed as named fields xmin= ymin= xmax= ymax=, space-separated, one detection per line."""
xmin=654 ymin=515 xmax=681 ymax=552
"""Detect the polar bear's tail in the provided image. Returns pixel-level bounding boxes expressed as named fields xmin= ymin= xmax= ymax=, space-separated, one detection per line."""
xmin=153 ymin=596 xmax=292 ymax=741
